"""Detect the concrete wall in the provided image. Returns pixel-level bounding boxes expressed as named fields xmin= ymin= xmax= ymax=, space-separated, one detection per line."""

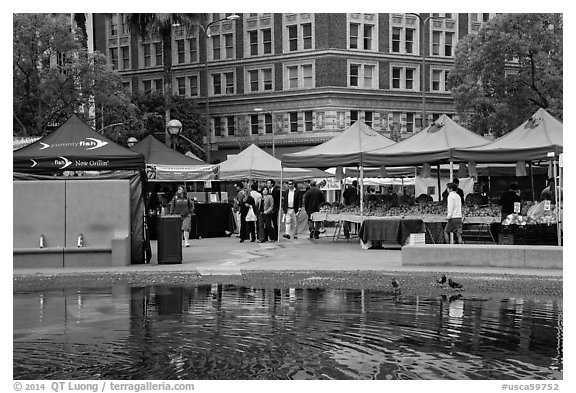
xmin=402 ymin=244 xmax=563 ymax=269
xmin=13 ymin=179 xmax=131 ymax=269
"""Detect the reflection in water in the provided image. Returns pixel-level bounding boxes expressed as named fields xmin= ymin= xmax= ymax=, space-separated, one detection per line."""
xmin=13 ymin=285 xmax=562 ymax=380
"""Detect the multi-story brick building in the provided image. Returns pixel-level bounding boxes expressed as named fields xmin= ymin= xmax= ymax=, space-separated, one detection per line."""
xmin=92 ymin=13 xmax=494 ymax=163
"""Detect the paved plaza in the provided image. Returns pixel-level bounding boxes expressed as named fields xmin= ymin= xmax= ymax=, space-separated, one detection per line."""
xmin=13 ymin=230 xmax=562 ymax=278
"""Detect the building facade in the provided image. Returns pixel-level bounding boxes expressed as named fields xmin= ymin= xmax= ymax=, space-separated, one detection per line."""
xmin=93 ymin=13 xmax=494 ymax=163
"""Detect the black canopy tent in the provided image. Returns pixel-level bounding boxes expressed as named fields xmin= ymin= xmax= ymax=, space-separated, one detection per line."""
xmin=13 ymin=115 xmax=148 ymax=264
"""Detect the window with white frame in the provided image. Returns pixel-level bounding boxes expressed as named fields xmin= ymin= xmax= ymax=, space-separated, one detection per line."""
xmin=350 ymin=110 xmax=358 ymax=123
xmin=188 ymin=35 xmax=198 ymax=63
xmin=189 ymin=75 xmax=199 ymax=96
xmin=154 ymin=79 xmax=163 ymax=93
xmin=348 ymin=62 xmax=377 ymax=89
xmin=227 ymin=116 xmax=235 ymax=136
xmin=249 ymin=31 xmax=258 ymax=56
xmin=121 ymin=46 xmax=130 ymax=70
xmin=176 ymin=77 xmax=186 ymax=95
xmin=391 ymin=26 xmax=417 ymax=54
xmin=143 ymin=43 xmax=151 ymax=67
xmin=348 ymin=19 xmax=376 ymax=51
xmin=431 ymin=69 xmax=451 ymax=92
xmin=212 ymin=35 xmax=221 ymax=60
xmin=247 ymin=28 xmax=273 ymax=57
xmin=154 ymin=43 xmax=162 ymax=66
xmin=406 ymin=112 xmax=415 ymax=132
xmin=224 ymin=34 xmax=234 ymax=59
xmin=432 ymin=29 xmax=456 ymax=57
xmin=263 ymin=29 xmax=272 ymax=54
xmin=109 ymin=48 xmax=118 ymax=70
xmin=211 ymin=71 xmax=234 ymax=96
xmin=365 ymin=111 xmax=373 ymax=127
xmin=304 ymin=111 xmax=313 ymax=131
xmin=390 ymin=14 xmax=418 ymax=55
xmin=214 ymin=117 xmax=223 ymax=137
xmin=210 ymin=31 xmax=236 ymax=61
xmin=176 ymin=40 xmax=185 ymax=64
xmin=251 ymin=114 xmax=259 ymax=134
xmin=284 ymin=15 xmax=315 ymax=53
xmin=247 ymin=67 xmax=274 ymax=93
xmin=264 ymin=114 xmax=272 ymax=134
xmin=289 ymin=112 xmax=298 ymax=132
xmin=391 ymin=65 xmax=419 ymax=91
xmin=142 ymin=80 xmax=151 ymax=94
xmin=284 ymin=62 xmax=314 ymax=90
xmin=110 ymin=14 xmax=118 ymax=37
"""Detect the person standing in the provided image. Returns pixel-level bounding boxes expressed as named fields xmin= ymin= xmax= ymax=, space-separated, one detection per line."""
xmin=303 ymin=180 xmax=325 ymax=239
xmin=250 ymin=182 xmax=262 ymax=239
xmin=169 ymin=185 xmax=195 ymax=247
xmin=234 ymin=181 xmax=247 ymax=241
xmin=444 ymin=182 xmax=463 ymax=244
xmin=498 ymin=182 xmax=522 ymax=222
xmin=259 ymin=186 xmax=275 ymax=242
xmin=540 ymin=178 xmax=556 ymax=203
xmin=442 ymin=178 xmax=465 ymax=204
xmin=282 ymin=180 xmax=302 ymax=239
xmin=342 ymin=180 xmax=359 ymax=238
xmin=241 ymin=192 xmax=257 ymax=242
xmin=267 ymin=179 xmax=280 ymax=241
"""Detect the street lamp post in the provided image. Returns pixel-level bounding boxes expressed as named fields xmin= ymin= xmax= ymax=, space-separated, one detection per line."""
xmin=253 ymin=107 xmax=276 ymax=158
xmin=407 ymin=13 xmax=446 ymax=129
xmin=166 ymin=119 xmax=183 ymax=149
xmin=197 ymin=14 xmax=239 ymax=163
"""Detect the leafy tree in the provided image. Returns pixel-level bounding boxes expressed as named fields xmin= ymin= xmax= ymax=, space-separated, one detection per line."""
xmin=13 ymin=13 xmax=133 ymax=136
xmin=448 ymin=13 xmax=562 ymax=136
xmin=125 ymin=13 xmax=201 ymax=145
xmin=128 ymin=93 xmax=206 ymax=158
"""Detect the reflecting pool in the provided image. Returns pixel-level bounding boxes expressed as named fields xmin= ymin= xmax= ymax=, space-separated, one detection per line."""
xmin=13 ymin=285 xmax=562 ymax=380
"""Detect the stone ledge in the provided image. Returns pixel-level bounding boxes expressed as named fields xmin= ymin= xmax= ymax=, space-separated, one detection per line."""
xmin=402 ymin=244 xmax=563 ymax=269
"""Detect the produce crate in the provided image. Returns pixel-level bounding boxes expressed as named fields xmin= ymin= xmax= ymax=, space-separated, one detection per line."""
xmin=407 ymin=233 xmax=426 ymax=245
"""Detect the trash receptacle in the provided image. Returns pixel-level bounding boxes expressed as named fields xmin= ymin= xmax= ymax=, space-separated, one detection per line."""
xmin=157 ymin=214 xmax=182 ymax=264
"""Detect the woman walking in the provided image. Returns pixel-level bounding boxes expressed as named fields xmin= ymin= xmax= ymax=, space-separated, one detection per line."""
xmin=169 ymin=185 xmax=195 ymax=247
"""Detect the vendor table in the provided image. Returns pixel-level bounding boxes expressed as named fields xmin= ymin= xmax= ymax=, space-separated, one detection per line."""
xmin=149 ymin=203 xmax=236 ymax=240
xmin=194 ymin=203 xmax=236 ymax=238
xmin=359 ymin=217 xmax=426 ymax=248
xmin=311 ymin=213 xmax=500 ymax=245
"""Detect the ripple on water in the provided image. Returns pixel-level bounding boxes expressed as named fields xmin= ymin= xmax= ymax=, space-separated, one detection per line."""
xmin=13 ymin=286 xmax=562 ymax=380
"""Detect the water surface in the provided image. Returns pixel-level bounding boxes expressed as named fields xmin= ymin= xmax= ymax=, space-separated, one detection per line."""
xmin=13 ymin=285 xmax=562 ymax=380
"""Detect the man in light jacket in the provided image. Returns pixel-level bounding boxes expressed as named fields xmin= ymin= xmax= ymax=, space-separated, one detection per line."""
xmin=444 ymin=182 xmax=463 ymax=244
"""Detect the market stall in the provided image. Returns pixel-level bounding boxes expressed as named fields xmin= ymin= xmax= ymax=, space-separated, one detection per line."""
xmin=282 ymin=120 xmax=396 ymax=217
xmin=453 ymin=108 xmax=563 ymax=245
xmin=218 ymin=143 xmax=329 ymax=180
xmin=13 ymin=115 xmax=147 ymax=266
xmin=130 ymin=135 xmax=230 ymax=239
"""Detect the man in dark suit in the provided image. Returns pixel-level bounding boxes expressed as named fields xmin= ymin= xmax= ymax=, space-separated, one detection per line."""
xmin=303 ymin=180 xmax=325 ymax=239
xmin=267 ymin=179 xmax=280 ymax=241
xmin=281 ymin=180 xmax=302 ymax=239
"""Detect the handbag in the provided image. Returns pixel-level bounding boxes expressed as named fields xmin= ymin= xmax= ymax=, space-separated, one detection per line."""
xmin=246 ymin=206 xmax=257 ymax=222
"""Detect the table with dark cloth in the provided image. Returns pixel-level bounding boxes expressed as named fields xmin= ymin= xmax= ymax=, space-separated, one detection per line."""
xmin=359 ymin=217 xmax=426 ymax=247
xmin=194 ymin=203 xmax=236 ymax=238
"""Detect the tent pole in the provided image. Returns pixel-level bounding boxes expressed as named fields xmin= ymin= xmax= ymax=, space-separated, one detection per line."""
xmin=449 ymin=161 xmax=453 ymax=181
xmin=437 ymin=164 xmax=442 ymax=202
xmin=553 ymin=159 xmax=560 ymax=246
xmin=279 ymin=166 xmax=283 ymax=242
xmin=529 ymin=161 xmax=535 ymax=202
xmin=360 ymin=164 xmax=364 ymax=218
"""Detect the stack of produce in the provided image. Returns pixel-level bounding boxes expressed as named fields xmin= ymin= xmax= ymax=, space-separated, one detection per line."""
xmin=333 ymin=200 xmax=501 ymax=218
